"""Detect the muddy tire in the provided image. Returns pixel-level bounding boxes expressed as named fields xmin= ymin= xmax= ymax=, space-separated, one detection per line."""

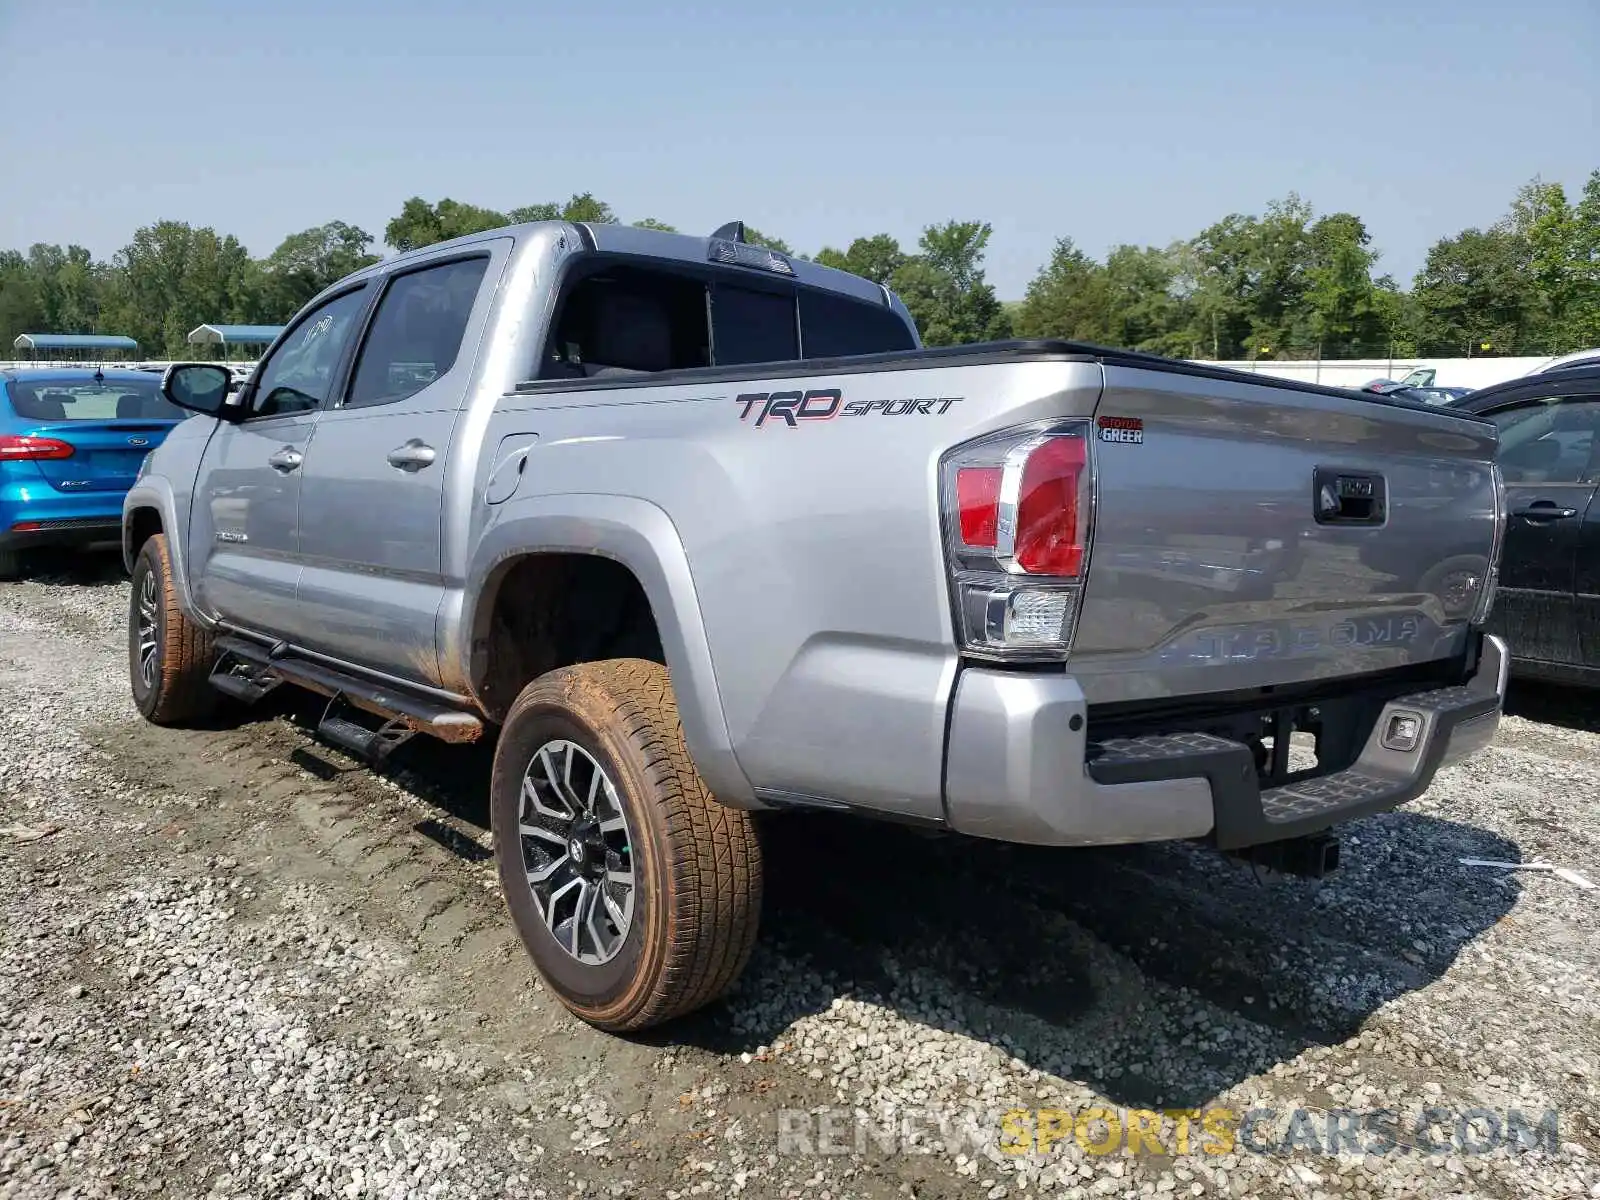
xmin=129 ymin=533 xmax=218 ymax=725
xmin=491 ymin=659 xmax=762 ymax=1032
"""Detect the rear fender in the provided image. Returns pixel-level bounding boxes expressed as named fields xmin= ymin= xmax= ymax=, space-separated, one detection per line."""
xmin=452 ymin=493 xmax=758 ymax=808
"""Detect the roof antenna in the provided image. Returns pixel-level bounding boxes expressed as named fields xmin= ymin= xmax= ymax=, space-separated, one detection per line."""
xmin=710 ymin=221 xmax=747 ymax=243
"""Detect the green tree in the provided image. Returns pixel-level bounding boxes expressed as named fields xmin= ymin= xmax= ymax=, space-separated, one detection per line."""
xmin=260 ymin=221 xmax=380 ymax=318
xmin=0 ymin=249 xmax=44 ymax=351
xmin=1103 ymin=244 xmax=1189 ymax=354
xmin=891 ymin=221 xmax=1010 ymax=346
xmin=509 ymin=193 xmax=621 ymax=225
xmin=99 ymin=221 xmax=259 ymax=356
xmin=1304 ymin=213 xmax=1383 ymax=357
xmin=1570 ymin=170 xmax=1600 ymax=346
xmin=1013 ymin=237 xmax=1109 ymax=341
xmin=1411 ymin=227 xmax=1535 ymax=356
xmin=385 ymin=197 xmax=508 ymax=252
xmin=813 ymin=233 xmax=907 ymax=285
xmin=631 ymin=217 xmax=678 ymax=232
xmin=1181 ymin=213 xmax=1255 ymax=358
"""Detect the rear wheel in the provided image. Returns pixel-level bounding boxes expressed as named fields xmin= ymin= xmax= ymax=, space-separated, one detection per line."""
xmin=491 ymin=659 xmax=763 ymax=1032
xmin=129 ymin=534 xmax=218 ymax=724
xmin=0 ymin=550 xmax=19 ymax=581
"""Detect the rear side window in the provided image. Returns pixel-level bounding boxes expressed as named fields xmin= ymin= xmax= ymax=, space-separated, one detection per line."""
xmin=1489 ymin=397 xmax=1600 ymax=484
xmin=4 ymin=378 xmax=183 ymax=421
xmin=346 ymin=256 xmax=491 ymax=408
xmin=799 ymin=290 xmax=917 ymax=358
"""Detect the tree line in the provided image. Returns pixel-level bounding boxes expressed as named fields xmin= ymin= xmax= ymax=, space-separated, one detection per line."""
xmin=3 ymin=171 xmax=1596 ymax=361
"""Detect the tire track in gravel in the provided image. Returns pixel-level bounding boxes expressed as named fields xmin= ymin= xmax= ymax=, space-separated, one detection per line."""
xmin=0 ymin=581 xmax=921 ymax=1200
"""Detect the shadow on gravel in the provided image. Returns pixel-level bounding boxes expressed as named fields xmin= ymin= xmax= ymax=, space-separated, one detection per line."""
xmin=4 ymin=546 xmax=128 ymax=586
xmin=665 ymin=810 xmax=1524 ymax=1110
xmin=1506 ymin=678 xmax=1600 ymax=733
xmin=268 ymin=696 xmax=1523 ymax=1111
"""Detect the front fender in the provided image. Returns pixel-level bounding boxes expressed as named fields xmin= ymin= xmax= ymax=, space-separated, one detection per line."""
xmin=451 ymin=493 xmax=759 ymax=809
xmin=123 ymin=479 xmax=212 ymax=629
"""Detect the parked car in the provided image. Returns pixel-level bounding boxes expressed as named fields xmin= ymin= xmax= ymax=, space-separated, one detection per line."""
xmin=1360 ymin=379 xmax=1473 ymax=406
xmin=124 ymin=220 xmax=1508 ymax=1033
xmin=1450 ymin=363 xmax=1600 ymax=685
xmin=0 ymin=367 xmax=187 ymax=579
xmin=1524 ymin=348 xmax=1600 ymax=376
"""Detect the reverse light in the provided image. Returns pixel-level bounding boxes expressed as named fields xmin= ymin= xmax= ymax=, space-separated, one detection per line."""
xmin=940 ymin=421 xmax=1095 ymax=661
xmin=0 ymin=435 xmax=75 ymax=461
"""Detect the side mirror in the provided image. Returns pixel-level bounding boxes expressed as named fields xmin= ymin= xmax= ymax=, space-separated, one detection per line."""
xmin=161 ymin=363 xmax=236 ymax=418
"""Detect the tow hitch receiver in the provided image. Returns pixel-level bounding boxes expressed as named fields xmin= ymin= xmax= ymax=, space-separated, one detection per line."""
xmin=1227 ymin=832 xmax=1341 ymax=879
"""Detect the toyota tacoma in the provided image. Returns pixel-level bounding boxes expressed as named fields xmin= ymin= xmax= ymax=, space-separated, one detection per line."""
xmin=123 ymin=218 xmax=1509 ymax=1032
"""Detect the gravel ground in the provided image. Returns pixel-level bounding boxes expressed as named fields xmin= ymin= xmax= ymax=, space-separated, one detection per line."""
xmin=1 ymin=554 xmax=1597 ymax=1199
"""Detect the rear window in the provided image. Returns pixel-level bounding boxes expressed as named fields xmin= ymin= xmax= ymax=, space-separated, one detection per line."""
xmin=711 ymin=284 xmax=798 ymax=366
xmin=799 ymin=290 xmax=917 ymax=358
xmin=4 ymin=378 xmax=184 ymax=422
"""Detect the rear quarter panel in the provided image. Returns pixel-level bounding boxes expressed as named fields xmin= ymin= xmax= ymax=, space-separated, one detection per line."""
xmin=475 ymin=358 xmax=1104 ymax=820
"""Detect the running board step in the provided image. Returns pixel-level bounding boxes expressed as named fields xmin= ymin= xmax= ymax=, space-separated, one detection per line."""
xmin=209 ymin=670 xmax=279 ymax=703
xmin=209 ymin=652 xmax=282 ymax=703
xmin=212 ymin=635 xmax=484 ymax=744
xmin=317 ymin=713 xmax=414 ymax=763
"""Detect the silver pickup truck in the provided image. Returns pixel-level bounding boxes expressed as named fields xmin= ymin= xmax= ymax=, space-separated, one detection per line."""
xmin=124 ymin=219 xmax=1509 ymax=1033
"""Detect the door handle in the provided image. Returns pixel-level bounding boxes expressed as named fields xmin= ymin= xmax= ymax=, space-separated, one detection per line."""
xmin=387 ymin=439 xmax=437 ymax=472
xmin=1512 ymin=502 xmax=1578 ymax=522
xmin=267 ymin=446 xmax=303 ymax=473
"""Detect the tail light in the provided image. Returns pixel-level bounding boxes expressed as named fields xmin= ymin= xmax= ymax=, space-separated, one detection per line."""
xmin=940 ymin=420 xmax=1095 ymax=660
xmin=0 ymin=435 xmax=75 ymax=461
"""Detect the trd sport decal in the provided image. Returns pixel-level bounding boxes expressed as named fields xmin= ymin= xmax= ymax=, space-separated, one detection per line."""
xmin=736 ymin=390 xmax=963 ymax=428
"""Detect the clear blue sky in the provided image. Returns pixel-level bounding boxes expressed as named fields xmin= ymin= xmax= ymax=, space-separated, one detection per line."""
xmin=2 ymin=0 xmax=1595 ymax=298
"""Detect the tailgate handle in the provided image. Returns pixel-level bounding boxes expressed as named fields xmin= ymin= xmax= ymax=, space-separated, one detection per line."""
xmin=1313 ymin=467 xmax=1386 ymax=525
xmin=1512 ymin=501 xmax=1578 ymax=522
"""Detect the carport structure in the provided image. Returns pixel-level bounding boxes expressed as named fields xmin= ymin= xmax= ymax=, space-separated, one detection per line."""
xmin=185 ymin=324 xmax=283 ymax=358
xmin=12 ymin=333 xmax=139 ymax=361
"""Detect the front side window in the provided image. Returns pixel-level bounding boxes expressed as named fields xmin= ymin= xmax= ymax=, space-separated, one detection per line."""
xmin=345 ymin=257 xmax=491 ymax=409
xmin=1489 ymin=396 xmax=1600 ymax=484
xmin=248 ymin=286 xmax=368 ymax=418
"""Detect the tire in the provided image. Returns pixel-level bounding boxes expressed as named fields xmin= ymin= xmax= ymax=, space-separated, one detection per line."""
xmin=129 ymin=533 xmax=218 ymax=725
xmin=491 ymin=659 xmax=763 ymax=1032
xmin=0 ymin=549 xmax=19 ymax=581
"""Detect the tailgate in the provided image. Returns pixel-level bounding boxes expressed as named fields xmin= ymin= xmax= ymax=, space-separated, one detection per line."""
xmin=23 ymin=421 xmax=174 ymax=493
xmin=1071 ymin=366 xmax=1502 ymax=703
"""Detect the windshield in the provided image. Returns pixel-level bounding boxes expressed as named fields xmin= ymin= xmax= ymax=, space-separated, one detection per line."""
xmin=4 ymin=377 xmax=185 ymax=422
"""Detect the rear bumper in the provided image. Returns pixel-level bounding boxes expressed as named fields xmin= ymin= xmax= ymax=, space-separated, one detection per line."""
xmin=943 ymin=634 xmax=1508 ymax=849
xmin=0 ymin=487 xmax=127 ymax=552
xmin=0 ymin=517 xmax=124 ymax=552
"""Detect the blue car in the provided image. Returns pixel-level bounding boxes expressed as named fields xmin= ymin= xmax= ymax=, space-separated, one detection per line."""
xmin=0 ymin=367 xmax=187 ymax=578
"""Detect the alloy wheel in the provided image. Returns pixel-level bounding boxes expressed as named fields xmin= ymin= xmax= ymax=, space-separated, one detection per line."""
xmin=136 ymin=569 xmax=158 ymax=691
xmin=517 ymin=739 xmax=636 ymax=965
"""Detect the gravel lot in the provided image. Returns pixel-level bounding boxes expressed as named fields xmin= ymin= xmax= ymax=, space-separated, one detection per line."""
xmin=1 ymin=555 xmax=1597 ymax=1199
